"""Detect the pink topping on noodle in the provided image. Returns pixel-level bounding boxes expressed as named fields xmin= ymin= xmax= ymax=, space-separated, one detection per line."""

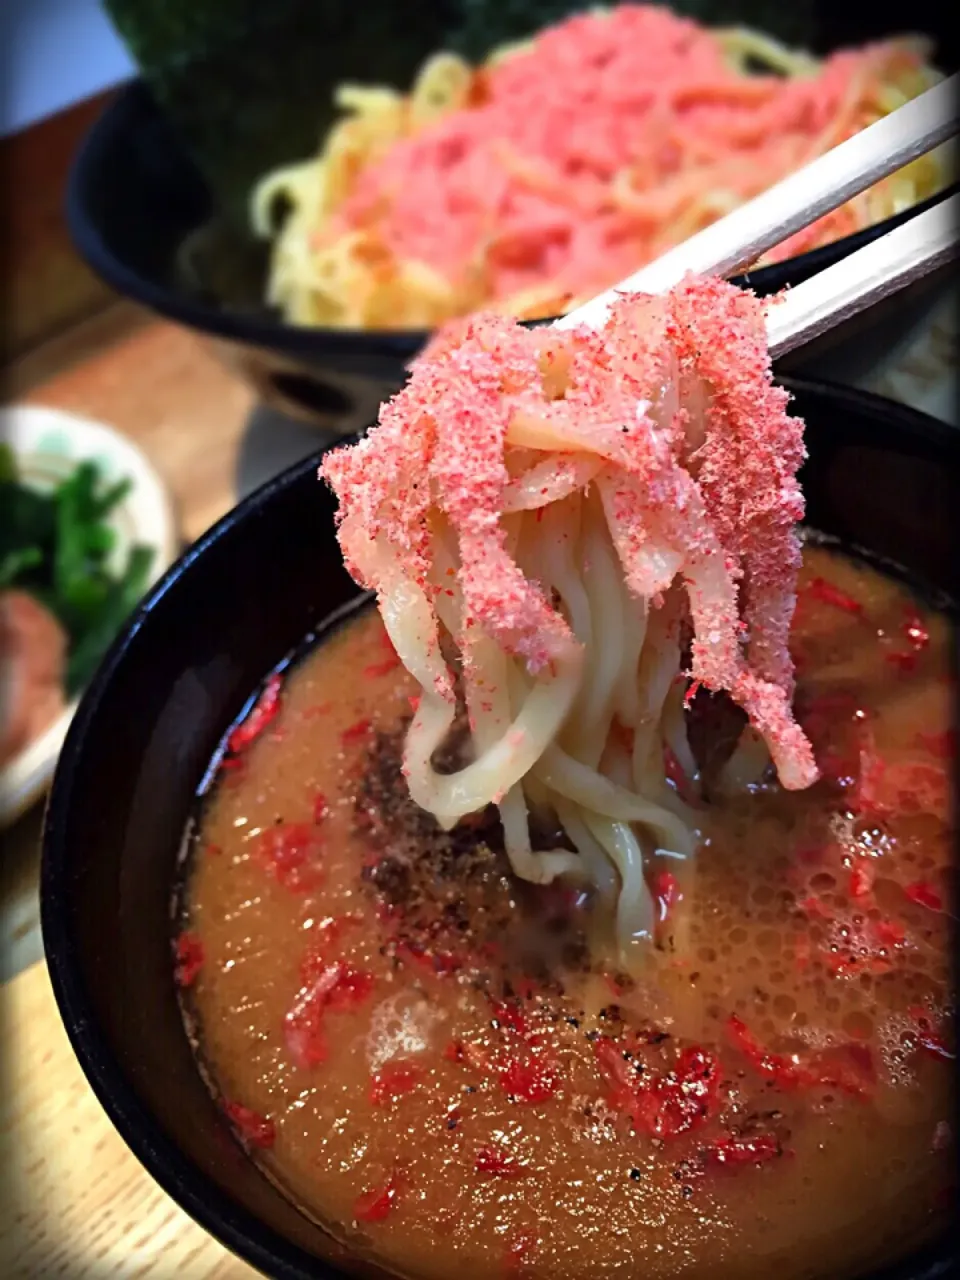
xmin=666 ymin=276 xmax=804 ymax=690
xmin=321 ymin=275 xmax=817 ymax=789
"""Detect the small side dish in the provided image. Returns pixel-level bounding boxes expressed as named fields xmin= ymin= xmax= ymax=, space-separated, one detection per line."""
xmin=0 ymin=406 xmax=177 ymax=825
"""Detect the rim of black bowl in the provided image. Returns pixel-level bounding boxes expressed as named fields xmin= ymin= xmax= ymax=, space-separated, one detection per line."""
xmin=66 ymin=79 xmax=959 ymax=364
xmin=41 ymin=378 xmax=958 ymax=1280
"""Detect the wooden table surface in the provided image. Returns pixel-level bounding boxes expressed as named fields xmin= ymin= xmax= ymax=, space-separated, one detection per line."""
xmin=1 ymin=960 xmax=257 ymax=1279
xmin=1 ymin=308 xmax=264 ymax=1279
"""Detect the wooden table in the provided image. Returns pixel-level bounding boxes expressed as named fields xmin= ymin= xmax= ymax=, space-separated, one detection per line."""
xmin=1 ymin=309 xmax=264 ymax=1278
xmin=1 ymin=960 xmax=257 ymax=1278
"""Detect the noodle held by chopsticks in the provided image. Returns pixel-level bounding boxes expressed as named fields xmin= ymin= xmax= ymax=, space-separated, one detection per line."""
xmin=321 ymin=275 xmax=816 ymax=959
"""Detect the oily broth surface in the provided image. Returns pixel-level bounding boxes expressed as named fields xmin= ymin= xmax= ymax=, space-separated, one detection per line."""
xmin=181 ymin=545 xmax=955 ymax=1280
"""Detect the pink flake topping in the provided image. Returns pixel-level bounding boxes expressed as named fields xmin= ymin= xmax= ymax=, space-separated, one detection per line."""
xmin=321 ymin=276 xmax=816 ymax=789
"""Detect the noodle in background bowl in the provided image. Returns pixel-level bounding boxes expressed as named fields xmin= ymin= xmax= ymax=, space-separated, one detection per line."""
xmin=67 ymin=39 xmax=957 ymax=435
xmin=40 ymin=379 xmax=958 ymax=1280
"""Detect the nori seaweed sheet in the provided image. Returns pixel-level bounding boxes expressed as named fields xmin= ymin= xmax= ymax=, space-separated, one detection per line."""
xmin=104 ymin=0 xmax=458 ymax=224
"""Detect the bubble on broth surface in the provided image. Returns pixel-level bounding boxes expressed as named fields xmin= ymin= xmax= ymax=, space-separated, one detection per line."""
xmin=366 ymin=990 xmax=443 ymax=1070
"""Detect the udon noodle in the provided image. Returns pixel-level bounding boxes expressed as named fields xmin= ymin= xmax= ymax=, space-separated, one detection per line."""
xmin=321 ymin=275 xmax=817 ymax=958
xmin=254 ymin=5 xmax=951 ymax=329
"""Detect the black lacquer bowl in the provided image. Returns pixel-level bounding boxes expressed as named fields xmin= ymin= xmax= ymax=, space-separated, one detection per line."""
xmin=66 ymin=75 xmax=956 ymax=432
xmin=41 ymin=380 xmax=958 ymax=1280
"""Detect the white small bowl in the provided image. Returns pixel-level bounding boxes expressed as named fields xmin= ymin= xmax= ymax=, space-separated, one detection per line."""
xmin=1 ymin=405 xmax=178 ymax=828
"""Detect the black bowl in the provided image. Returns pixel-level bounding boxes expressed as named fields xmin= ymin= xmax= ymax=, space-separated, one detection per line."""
xmin=66 ymin=76 xmax=957 ymax=432
xmin=41 ymin=379 xmax=958 ymax=1280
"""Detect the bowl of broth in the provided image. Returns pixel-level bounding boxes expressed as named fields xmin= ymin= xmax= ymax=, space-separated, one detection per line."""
xmin=41 ymin=376 xmax=957 ymax=1280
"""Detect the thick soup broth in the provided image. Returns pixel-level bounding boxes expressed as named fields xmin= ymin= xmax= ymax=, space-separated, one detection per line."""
xmin=178 ymin=544 xmax=955 ymax=1280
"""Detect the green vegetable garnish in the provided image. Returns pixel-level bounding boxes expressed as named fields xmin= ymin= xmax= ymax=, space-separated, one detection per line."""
xmin=0 ymin=458 xmax=154 ymax=695
xmin=0 ymin=442 xmax=18 ymax=484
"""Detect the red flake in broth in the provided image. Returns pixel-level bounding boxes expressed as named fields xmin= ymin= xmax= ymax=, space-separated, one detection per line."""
xmin=499 ymin=1056 xmax=559 ymax=1103
xmin=653 ymin=870 xmax=680 ymax=923
xmin=283 ymin=995 xmax=329 ymax=1070
xmin=849 ymin=862 xmax=875 ymax=900
xmin=224 ymin=1101 xmax=276 ymax=1149
xmin=362 ymin=656 xmax=402 ymax=678
xmin=726 ymin=1015 xmax=812 ymax=1089
xmin=727 ymin=1015 xmax=871 ymax=1097
xmin=354 ymin=1174 xmax=403 ymax=1223
xmin=595 ymin=1037 xmax=719 ymax=1140
xmin=805 ymin=578 xmax=863 ymax=616
xmin=227 ymin=672 xmax=283 ymax=754
xmin=324 ymin=965 xmax=375 ymax=1010
xmin=342 ymin=718 xmax=374 ymax=746
xmin=256 ymin=823 xmax=323 ymax=893
xmin=799 ymin=894 xmax=832 ymax=920
xmin=504 ymin=1229 xmax=538 ymax=1276
xmin=904 ymin=881 xmax=943 ymax=912
xmin=299 ymin=917 xmax=362 ymax=984
xmin=370 ymin=1063 xmax=421 ymax=1106
xmin=872 ymin=918 xmax=907 ymax=949
xmin=284 ymin=963 xmax=375 ymax=1069
xmin=475 ymin=1146 xmax=527 ymax=1178
xmin=174 ymin=932 xmax=204 ymax=987
xmin=816 ymin=1043 xmax=876 ymax=1094
xmin=703 ymin=1132 xmax=781 ymax=1168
